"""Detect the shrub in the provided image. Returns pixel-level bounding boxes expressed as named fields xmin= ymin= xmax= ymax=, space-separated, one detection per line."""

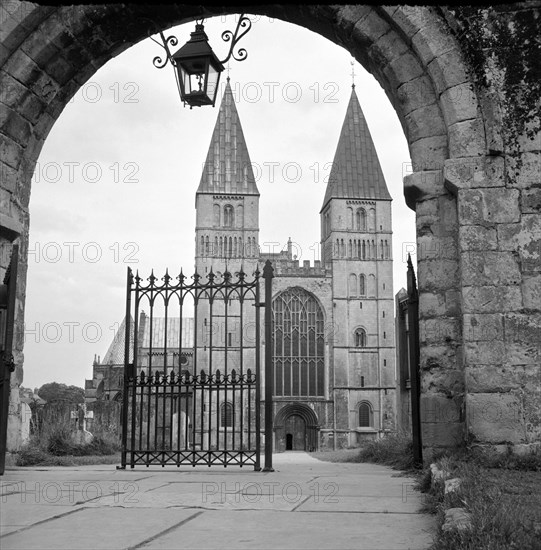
xmin=358 ymin=432 xmax=415 ymax=470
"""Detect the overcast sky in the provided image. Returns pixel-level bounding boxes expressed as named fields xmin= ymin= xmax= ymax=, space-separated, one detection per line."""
xmin=22 ymin=15 xmax=416 ymax=390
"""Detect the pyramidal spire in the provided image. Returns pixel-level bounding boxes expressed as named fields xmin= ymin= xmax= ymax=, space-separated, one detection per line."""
xmin=321 ymin=87 xmax=391 ymax=211
xmin=197 ymin=80 xmax=259 ymax=195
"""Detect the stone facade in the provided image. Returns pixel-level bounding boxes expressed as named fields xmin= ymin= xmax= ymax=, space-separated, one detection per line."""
xmin=1 ymin=4 xmax=539 ymax=459
xmin=87 ymin=81 xmax=397 ymax=451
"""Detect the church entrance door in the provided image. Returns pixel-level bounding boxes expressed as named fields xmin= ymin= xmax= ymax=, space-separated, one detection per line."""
xmin=284 ymin=414 xmax=306 ymax=451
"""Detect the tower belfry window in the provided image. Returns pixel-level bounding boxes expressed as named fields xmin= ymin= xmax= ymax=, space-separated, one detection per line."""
xmin=224 ymin=205 xmax=234 ymax=227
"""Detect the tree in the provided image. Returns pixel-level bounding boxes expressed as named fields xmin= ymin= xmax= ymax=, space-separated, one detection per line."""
xmin=37 ymin=382 xmax=85 ymax=404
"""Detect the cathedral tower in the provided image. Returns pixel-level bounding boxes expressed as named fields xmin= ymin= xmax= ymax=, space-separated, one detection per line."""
xmin=195 ymin=79 xmax=260 ymax=277
xmin=320 ymin=86 xmax=396 ymax=445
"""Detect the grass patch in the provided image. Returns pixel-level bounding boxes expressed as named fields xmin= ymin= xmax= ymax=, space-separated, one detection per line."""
xmin=15 ymin=421 xmax=121 ymax=467
xmin=311 ymin=432 xmax=415 ymax=470
xmin=425 ymin=447 xmax=541 ymax=550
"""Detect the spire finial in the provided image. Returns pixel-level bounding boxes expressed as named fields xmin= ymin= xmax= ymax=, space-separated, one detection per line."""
xmin=350 ymin=59 xmax=356 ymax=89
xmin=226 ymin=62 xmax=231 ymax=82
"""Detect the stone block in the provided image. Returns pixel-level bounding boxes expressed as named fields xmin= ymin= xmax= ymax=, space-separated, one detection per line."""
xmin=3 ymin=48 xmax=41 ymax=88
xmin=396 ymin=76 xmax=437 ymax=117
xmin=463 ymin=313 xmax=503 ymax=342
xmin=444 ymin=156 xmax=505 ymax=191
xmin=461 ymin=251 xmax=521 ymax=286
xmin=351 ymin=9 xmax=390 ymax=47
xmin=419 ymin=291 xmax=446 ymax=317
xmin=420 ymin=344 xmax=462 ymax=375
xmin=410 ymin=135 xmax=448 ymax=172
xmin=458 ymin=188 xmax=520 ymax=224
xmin=465 ymin=364 xmax=540 ymax=393
xmin=442 ymin=508 xmax=472 ymax=532
xmin=506 ymin=152 xmax=540 ymax=188
xmin=0 ymin=161 xmax=17 ymax=193
xmin=522 ymin=188 xmax=541 ymax=214
xmin=467 ymin=393 xmax=526 ymax=444
xmin=462 ymin=285 xmax=522 ymax=313
xmin=404 ymin=170 xmax=445 ymax=207
xmin=522 ymin=274 xmax=541 ymax=308
xmin=422 ymin=421 xmax=464 ymax=448
xmin=497 ymin=216 xmax=541 ymax=266
xmin=440 ymin=83 xmax=479 ymax=127
xmin=418 ymin=258 xmax=459 ymax=292
xmin=448 ymin=119 xmax=486 ymax=158
xmin=0 ymin=104 xmax=32 ymax=146
xmin=384 ymin=51 xmax=425 ymax=93
xmin=504 ymin=312 xmax=541 ymax=362
xmin=390 ymin=6 xmax=434 ymax=40
xmin=0 ymin=135 xmax=23 ymax=171
xmin=45 ymin=54 xmax=78 ymax=87
xmin=417 ymin=235 xmax=457 ymax=261
xmin=0 ymin=187 xmax=12 ymax=215
xmin=368 ymin=29 xmax=409 ymax=71
xmin=427 ymin=49 xmax=470 ymax=96
xmin=18 ymin=91 xmax=46 ymax=124
xmin=420 ymin=317 xmax=461 ymax=345
xmin=421 ymin=394 xmax=462 ymax=423
xmin=464 ymin=341 xmax=505 ymax=366
xmin=405 ymin=104 xmax=446 ymax=141
xmin=411 ymin=18 xmax=456 ymax=66
xmin=459 ymin=225 xmax=497 ymax=251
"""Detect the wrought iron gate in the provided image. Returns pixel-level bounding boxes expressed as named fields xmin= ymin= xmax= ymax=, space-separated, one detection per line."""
xmin=0 ymin=245 xmax=18 ymax=476
xmin=406 ymin=254 xmax=422 ymax=465
xmin=120 ymin=262 xmax=273 ymax=470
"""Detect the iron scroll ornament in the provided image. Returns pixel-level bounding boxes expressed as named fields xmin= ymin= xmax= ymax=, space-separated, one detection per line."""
xmin=150 ymin=15 xmax=252 ymax=71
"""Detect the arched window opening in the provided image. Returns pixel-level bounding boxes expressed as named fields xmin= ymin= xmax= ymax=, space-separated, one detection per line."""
xmin=359 ymin=402 xmax=372 ymax=427
xmin=348 ymin=239 xmax=352 ymax=258
xmin=355 ymin=328 xmax=367 ymax=348
xmin=362 ymin=240 xmax=366 ymax=260
xmin=200 ymin=236 xmax=205 ymax=256
xmin=356 ymin=208 xmax=366 ymax=231
xmin=224 ymin=205 xmax=234 ymax=227
xmin=220 ymin=402 xmax=233 ymax=428
xmin=359 ymin=274 xmax=366 ymax=296
xmin=213 ymin=204 xmax=220 ymax=226
xmin=347 ymin=207 xmax=353 ymax=229
xmin=349 ymin=273 xmax=357 ymax=297
xmin=273 ymin=288 xmax=325 ymax=397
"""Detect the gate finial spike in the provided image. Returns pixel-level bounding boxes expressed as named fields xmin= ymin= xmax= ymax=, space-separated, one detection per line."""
xmin=263 ymin=259 xmax=274 ymax=279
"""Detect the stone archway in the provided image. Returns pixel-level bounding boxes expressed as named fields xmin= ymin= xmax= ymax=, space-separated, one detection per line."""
xmin=1 ymin=3 xmax=539 ymax=459
xmin=275 ymin=403 xmax=319 ymax=452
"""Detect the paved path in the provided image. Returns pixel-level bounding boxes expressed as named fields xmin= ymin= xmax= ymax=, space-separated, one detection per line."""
xmin=1 ymin=452 xmax=435 ymax=549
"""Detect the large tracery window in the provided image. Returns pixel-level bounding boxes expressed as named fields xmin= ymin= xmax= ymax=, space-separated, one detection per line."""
xmin=273 ymin=288 xmax=325 ymax=397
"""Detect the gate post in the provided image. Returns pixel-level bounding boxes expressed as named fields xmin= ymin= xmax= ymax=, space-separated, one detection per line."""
xmin=262 ymin=260 xmax=274 ymax=472
xmin=118 ymin=267 xmax=133 ymax=469
xmin=407 ymin=255 xmax=422 ymax=466
xmin=0 ymin=245 xmax=18 ymax=476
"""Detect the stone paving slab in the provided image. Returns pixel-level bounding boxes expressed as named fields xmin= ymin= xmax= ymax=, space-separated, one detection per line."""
xmin=1 ymin=453 xmax=435 ymax=549
xmin=139 ymin=510 xmax=434 ymax=550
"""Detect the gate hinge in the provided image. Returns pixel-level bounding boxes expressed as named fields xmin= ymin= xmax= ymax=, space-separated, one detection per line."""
xmin=254 ymin=302 xmax=266 ymax=308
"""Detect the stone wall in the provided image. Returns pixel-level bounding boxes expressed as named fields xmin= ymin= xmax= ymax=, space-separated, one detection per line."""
xmin=1 ymin=3 xmax=539 ymax=459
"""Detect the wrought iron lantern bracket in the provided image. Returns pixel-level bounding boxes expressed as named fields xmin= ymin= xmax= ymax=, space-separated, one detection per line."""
xmin=149 ymin=15 xmax=252 ymax=107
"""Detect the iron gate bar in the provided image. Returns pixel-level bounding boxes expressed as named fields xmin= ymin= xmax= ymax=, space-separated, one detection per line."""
xmin=262 ymin=260 xmax=274 ymax=471
xmin=0 ymin=245 xmax=18 ymax=476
